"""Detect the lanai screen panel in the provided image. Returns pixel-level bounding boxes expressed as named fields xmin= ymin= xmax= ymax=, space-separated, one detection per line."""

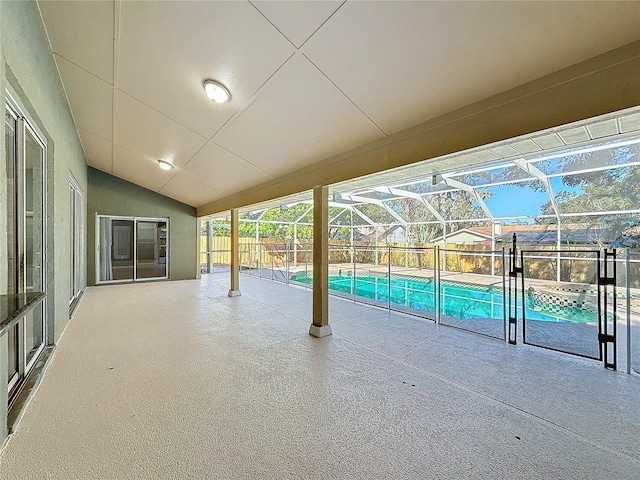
xmin=425 ymin=190 xmax=488 ymax=222
xmin=480 ymin=179 xmax=549 ymax=220
xmin=448 ymin=163 xmax=533 ymax=187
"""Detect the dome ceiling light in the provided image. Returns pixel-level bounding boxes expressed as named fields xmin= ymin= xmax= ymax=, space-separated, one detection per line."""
xmin=203 ymin=79 xmax=231 ymax=103
xmin=158 ymin=159 xmax=174 ymax=171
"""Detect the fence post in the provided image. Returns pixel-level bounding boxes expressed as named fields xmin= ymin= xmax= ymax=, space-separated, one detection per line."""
xmin=305 ymin=244 xmax=309 ymax=290
xmin=352 ymin=243 xmax=357 ymax=302
xmin=388 ymin=244 xmax=392 ymax=310
xmin=627 ymin=248 xmax=631 ymax=374
xmin=293 ymin=225 xmax=298 ymax=267
xmin=271 ymin=244 xmax=275 ymax=281
xmin=247 ymin=243 xmax=252 ymax=276
xmin=502 ymin=248 xmax=507 ymax=342
xmin=435 ymin=247 xmax=440 ymax=323
xmin=286 ymin=242 xmax=290 ymax=284
xmin=375 ymin=235 xmax=379 ymax=266
xmin=207 ymin=220 xmax=213 ymax=273
xmin=405 ymin=244 xmax=408 ymax=268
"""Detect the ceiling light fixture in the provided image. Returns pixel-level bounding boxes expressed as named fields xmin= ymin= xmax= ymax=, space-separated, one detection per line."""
xmin=203 ymin=79 xmax=231 ymax=103
xmin=158 ymin=160 xmax=174 ymax=171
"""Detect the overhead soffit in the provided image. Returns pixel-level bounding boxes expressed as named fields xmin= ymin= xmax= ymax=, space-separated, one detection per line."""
xmin=301 ymin=1 xmax=640 ymax=135
xmin=55 ymin=56 xmax=113 ymax=141
xmin=38 ymin=0 xmax=114 ymax=84
xmin=179 ymin=142 xmax=273 ymax=196
xmin=333 ymin=108 xmax=640 ymax=195
xmin=77 ymin=128 xmax=112 ymax=173
xmin=37 ymin=1 xmax=640 ymax=208
xmin=232 ymin=107 xmax=640 ymax=215
xmin=211 ymin=53 xmax=385 ymax=177
xmin=112 ymin=146 xmax=175 ymax=193
xmin=250 ymin=0 xmax=344 ymax=48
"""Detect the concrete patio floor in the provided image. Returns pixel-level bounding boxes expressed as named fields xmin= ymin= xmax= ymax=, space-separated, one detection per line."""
xmin=1 ymin=273 xmax=639 ymax=479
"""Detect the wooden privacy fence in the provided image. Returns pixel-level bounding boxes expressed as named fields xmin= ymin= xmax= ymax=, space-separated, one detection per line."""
xmin=200 ymin=235 xmax=640 ymax=286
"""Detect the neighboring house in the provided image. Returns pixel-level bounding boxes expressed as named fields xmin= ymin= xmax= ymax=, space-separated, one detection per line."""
xmin=430 ymin=228 xmax=493 ymax=245
xmin=428 ymin=224 xmax=639 ymax=248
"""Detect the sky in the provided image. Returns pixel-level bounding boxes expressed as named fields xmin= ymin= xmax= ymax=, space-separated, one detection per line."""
xmin=483 ymin=178 xmax=584 ymax=219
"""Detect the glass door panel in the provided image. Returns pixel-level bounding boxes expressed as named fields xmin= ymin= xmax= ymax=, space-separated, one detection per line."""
xmin=5 ymin=110 xmax=17 ymax=293
xmin=23 ymin=126 xmax=45 ymax=367
xmin=7 ymin=325 xmax=19 ymax=391
xmin=112 ymin=220 xmax=134 ymax=280
xmin=99 ymin=218 xmax=135 ymax=282
xmin=136 ymin=221 xmax=167 ymax=279
xmin=5 ymin=102 xmax=47 ymax=396
xmin=5 ymin=109 xmax=20 ymax=391
xmin=25 ymin=303 xmax=44 ymax=367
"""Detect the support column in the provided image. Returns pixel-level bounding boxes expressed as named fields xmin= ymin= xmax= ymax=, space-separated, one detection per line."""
xmin=293 ymin=223 xmax=298 ymax=267
xmin=255 ymin=221 xmax=260 ymax=270
xmin=309 ymin=185 xmax=332 ymax=338
xmin=228 ymin=209 xmax=242 ymax=297
xmin=195 ymin=218 xmax=202 ymax=280
xmin=556 ymin=222 xmax=562 ymax=282
xmin=207 ymin=220 xmax=213 ymax=274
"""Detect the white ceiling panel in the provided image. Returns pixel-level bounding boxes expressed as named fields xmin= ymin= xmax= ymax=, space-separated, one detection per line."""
xmin=113 ymin=146 xmax=177 ymax=193
xmin=37 ymin=0 xmax=114 ymax=83
xmin=115 ymin=91 xmax=207 ymax=168
xmin=489 ymin=145 xmax=520 ymax=159
xmin=471 ymin=150 xmax=501 ymax=162
xmin=510 ymin=139 xmax=542 ymax=155
xmin=302 ymin=1 xmax=640 ymax=135
xmin=36 ymin=1 xmax=640 ymax=212
xmin=78 ymin=128 xmax=112 ymax=173
xmin=213 ymin=53 xmax=384 ymax=177
xmin=160 ymin=173 xmax=226 ymax=208
xmin=586 ymin=119 xmax=619 ymax=139
xmin=557 ymin=127 xmax=591 ymax=145
xmin=532 ymin=134 xmax=565 ymax=150
xmin=619 ymin=112 xmax=640 ymax=133
xmin=181 ymin=142 xmax=273 ymax=195
xmin=55 ymin=55 xmax=113 ymax=141
xmin=250 ymin=0 xmax=344 ymax=48
xmin=117 ymin=0 xmax=295 ymax=139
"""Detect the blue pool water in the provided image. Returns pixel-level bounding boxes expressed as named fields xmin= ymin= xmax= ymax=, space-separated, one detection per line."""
xmin=291 ymin=272 xmax=596 ymax=324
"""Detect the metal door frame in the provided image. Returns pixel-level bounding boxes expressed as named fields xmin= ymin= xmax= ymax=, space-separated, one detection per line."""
xmin=513 ymin=240 xmax=617 ymax=369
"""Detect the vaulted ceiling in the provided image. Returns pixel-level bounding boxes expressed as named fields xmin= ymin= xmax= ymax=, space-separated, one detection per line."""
xmin=37 ymin=1 xmax=640 ymax=208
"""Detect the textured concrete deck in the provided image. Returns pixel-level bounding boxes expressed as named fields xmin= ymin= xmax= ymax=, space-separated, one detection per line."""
xmin=1 ymin=273 xmax=639 ymax=479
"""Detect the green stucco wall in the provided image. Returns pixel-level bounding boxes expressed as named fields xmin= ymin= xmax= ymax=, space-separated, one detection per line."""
xmin=87 ymin=167 xmax=197 ymax=286
xmin=1 ymin=0 xmax=88 ymax=344
xmin=0 ymin=0 xmax=89 ymax=439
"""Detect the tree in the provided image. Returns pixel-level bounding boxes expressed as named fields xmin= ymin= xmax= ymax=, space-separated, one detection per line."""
xmin=389 ymin=189 xmax=492 ymax=245
xmin=536 ymin=146 xmax=639 ymax=245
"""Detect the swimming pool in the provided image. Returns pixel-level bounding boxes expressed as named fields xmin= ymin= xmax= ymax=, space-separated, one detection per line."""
xmin=291 ymin=272 xmax=597 ymax=324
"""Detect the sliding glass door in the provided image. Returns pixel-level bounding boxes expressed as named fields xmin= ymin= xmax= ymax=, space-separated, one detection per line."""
xmin=136 ymin=221 xmax=168 ymax=279
xmin=97 ymin=216 xmax=168 ymax=283
xmin=5 ymin=97 xmax=46 ymax=398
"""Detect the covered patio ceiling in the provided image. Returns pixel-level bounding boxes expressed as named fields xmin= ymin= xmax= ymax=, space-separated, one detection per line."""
xmin=37 ymin=1 xmax=640 ymax=209
xmin=205 ymin=107 xmax=640 ymax=231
